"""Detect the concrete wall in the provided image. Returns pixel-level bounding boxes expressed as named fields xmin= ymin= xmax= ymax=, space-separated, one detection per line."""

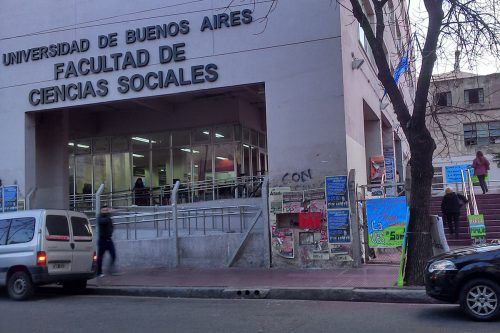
xmin=0 ymin=0 xmax=344 ymax=203
xmin=339 ymin=0 xmax=412 ymax=185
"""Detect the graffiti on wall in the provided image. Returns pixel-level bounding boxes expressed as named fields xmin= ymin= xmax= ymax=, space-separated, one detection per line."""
xmin=282 ymin=169 xmax=313 ymax=183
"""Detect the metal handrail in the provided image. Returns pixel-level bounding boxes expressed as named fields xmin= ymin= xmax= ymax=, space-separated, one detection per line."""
xmin=70 ymin=176 xmax=265 ymax=211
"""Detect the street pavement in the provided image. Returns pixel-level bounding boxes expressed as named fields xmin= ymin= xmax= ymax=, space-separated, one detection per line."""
xmin=0 ymin=292 xmax=497 ymax=333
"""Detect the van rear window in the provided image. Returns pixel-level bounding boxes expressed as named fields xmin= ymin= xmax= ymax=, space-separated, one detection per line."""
xmin=46 ymin=215 xmax=70 ymax=241
xmin=71 ymin=217 xmax=92 ymax=241
xmin=0 ymin=218 xmax=36 ymax=245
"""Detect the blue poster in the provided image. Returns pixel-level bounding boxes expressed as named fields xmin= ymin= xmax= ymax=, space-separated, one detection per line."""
xmin=325 ymin=176 xmax=348 ymax=209
xmin=445 ymin=164 xmax=471 ymax=183
xmin=366 ymin=196 xmax=409 ymax=248
xmin=2 ymin=186 xmax=18 ymax=212
xmin=327 ymin=209 xmax=351 ymax=243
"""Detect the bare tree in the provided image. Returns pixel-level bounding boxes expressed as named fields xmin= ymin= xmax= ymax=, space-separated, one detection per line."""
xmin=344 ymin=0 xmax=500 ymax=284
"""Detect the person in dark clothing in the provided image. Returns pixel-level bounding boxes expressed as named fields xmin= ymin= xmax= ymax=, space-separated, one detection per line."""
xmin=441 ymin=188 xmax=468 ymax=239
xmin=96 ymin=206 xmax=117 ymax=277
xmin=133 ymin=178 xmax=148 ymax=206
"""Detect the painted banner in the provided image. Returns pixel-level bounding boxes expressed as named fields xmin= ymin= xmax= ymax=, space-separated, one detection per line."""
xmin=366 ymin=196 xmax=409 ymax=248
xmin=327 ymin=209 xmax=351 ymax=243
xmin=325 ymin=176 xmax=348 ymax=209
xmin=272 ymin=227 xmax=295 ymax=258
xmin=467 ymin=214 xmax=486 ymax=238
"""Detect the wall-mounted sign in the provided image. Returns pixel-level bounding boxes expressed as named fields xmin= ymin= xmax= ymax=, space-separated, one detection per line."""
xmin=327 ymin=209 xmax=351 ymax=243
xmin=325 ymin=176 xmax=348 ymax=209
xmin=1 ymin=186 xmax=18 ymax=212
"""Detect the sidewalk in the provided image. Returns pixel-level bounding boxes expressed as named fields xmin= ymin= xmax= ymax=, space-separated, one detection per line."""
xmin=79 ymin=265 xmax=437 ymax=304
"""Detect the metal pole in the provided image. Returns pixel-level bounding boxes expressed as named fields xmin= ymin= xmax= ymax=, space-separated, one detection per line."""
xmin=461 ymin=170 xmax=471 ymax=216
xmin=172 ymin=180 xmax=181 ymax=267
xmin=26 ymin=187 xmax=37 ymax=210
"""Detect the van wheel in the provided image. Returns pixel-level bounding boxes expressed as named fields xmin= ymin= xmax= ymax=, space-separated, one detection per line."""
xmin=62 ymin=279 xmax=87 ymax=293
xmin=7 ymin=271 xmax=35 ymax=301
xmin=460 ymin=279 xmax=500 ymax=321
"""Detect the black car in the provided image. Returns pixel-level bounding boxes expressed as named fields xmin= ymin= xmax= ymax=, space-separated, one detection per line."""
xmin=425 ymin=244 xmax=500 ymax=321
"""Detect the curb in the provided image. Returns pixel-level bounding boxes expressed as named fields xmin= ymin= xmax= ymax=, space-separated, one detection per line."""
xmin=60 ymin=285 xmax=440 ymax=304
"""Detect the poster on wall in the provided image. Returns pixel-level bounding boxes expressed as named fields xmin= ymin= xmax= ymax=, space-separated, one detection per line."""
xmin=366 ymin=196 xmax=409 ymax=248
xmin=272 ymin=227 xmax=295 ymax=258
xmin=304 ymin=189 xmax=326 ymax=213
xmin=1 ymin=186 xmax=18 ymax=212
xmin=327 ymin=209 xmax=351 ymax=243
xmin=282 ymin=192 xmax=303 ymax=213
xmin=329 ymin=244 xmax=353 ymax=262
xmin=268 ymin=187 xmax=291 ymax=223
xmin=325 ymin=176 xmax=349 ymax=209
xmin=384 ymin=147 xmax=397 ymax=196
xmin=370 ymin=156 xmax=385 ymax=184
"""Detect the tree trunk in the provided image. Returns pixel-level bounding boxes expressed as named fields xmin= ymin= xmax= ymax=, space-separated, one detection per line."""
xmin=404 ymin=126 xmax=436 ymax=285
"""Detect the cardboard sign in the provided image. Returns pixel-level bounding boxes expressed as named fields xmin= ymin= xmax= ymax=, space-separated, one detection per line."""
xmin=467 ymin=214 xmax=486 ymax=237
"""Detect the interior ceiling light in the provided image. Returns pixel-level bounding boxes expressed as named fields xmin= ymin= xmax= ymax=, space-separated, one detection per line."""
xmin=243 ymin=144 xmax=250 ymax=148
xmin=132 ymin=154 xmax=144 ymax=158
xmin=194 ymin=165 xmax=199 ymax=168
xmin=203 ymin=131 xmax=210 ymax=135
xmin=180 ymin=148 xmax=200 ymax=153
xmin=216 ymin=156 xmax=228 ymax=160
xmin=132 ymin=136 xmax=156 ymax=144
xmin=77 ymin=144 xmax=90 ymax=149
xmin=215 ymin=133 xmax=224 ymax=138
xmin=68 ymin=142 xmax=75 ymax=146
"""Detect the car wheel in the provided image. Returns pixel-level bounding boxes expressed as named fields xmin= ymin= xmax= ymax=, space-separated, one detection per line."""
xmin=7 ymin=271 xmax=35 ymax=301
xmin=460 ymin=278 xmax=500 ymax=321
xmin=62 ymin=279 xmax=88 ymax=293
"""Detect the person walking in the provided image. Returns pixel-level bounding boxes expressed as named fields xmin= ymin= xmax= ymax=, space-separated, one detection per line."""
xmin=96 ymin=206 xmax=117 ymax=277
xmin=441 ymin=188 xmax=468 ymax=239
xmin=472 ymin=151 xmax=490 ymax=194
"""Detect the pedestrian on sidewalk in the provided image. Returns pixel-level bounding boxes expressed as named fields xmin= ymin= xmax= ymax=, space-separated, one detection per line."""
xmin=97 ymin=205 xmax=117 ymax=277
xmin=472 ymin=151 xmax=490 ymax=194
xmin=441 ymin=188 xmax=468 ymax=239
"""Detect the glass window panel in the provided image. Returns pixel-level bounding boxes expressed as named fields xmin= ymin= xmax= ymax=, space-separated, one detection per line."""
xmin=46 ymin=216 xmax=69 ymax=239
xmin=489 ymin=129 xmax=500 ymax=136
xmin=71 ymin=217 xmax=92 ymax=238
xmin=463 ymin=124 xmax=474 ymax=131
xmin=251 ymin=147 xmax=259 ymax=176
xmin=112 ymin=153 xmax=132 ymax=192
xmin=476 ymin=123 xmax=488 ymax=130
xmin=94 ymin=154 xmax=112 ymax=193
xmin=192 ymin=146 xmax=213 ymax=201
xmin=172 ymin=131 xmax=190 ymax=147
xmin=131 ymin=135 xmax=151 ymax=150
xmin=7 ymin=218 xmax=35 ymax=245
xmin=234 ymin=125 xmax=242 ymax=141
xmin=243 ymin=145 xmax=251 ymax=176
xmin=132 ymin=151 xmax=150 ymax=188
xmin=251 ymin=130 xmax=258 ymax=146
xmin=235 ymin=144 xmax=242 ymax=176
xmin=214 ymin=125 xmax=233 ymax=142
xmin=478 ymin=137 xmax=489 ymax=145
xmin=152 ymin=149 xmax=172 ymax=188
xmin=75 ymin=155 xmax=92 ymax=194
xmin=68 ymin=142 xmax=76 ymax=155
xmin=69 ymin=156 xmax=75 ymax=196
xmin=93 ymin=138 xmax=110 ymax=154
xmin=489 ymin=122 xmax=500 ymax=130
xmin=172 ymin=147 xmax=192 ymax=183
xmin=477 ymin=130 xmax=489 ymax=138
xmin=259 ymin=133 xmax=266 ymax=149
xmin=0 ymin=219 xmax=9 ymax=245
xmin=75 ymin=140 xmax=91 ymax=155
xmin=242 ymin=128 xmax=250 ymax=143
xmin=112 ymin=137 xmax=130 ymax=152
xmin=149 ymin=132 xmax=171 ymax=148
xmin=214 ymin=144 xmax=236 ymax=178
xmin=464 ymin=131 xmax=476 ymax=139
xmin=260 ymin=153 xmax=266 ymax=175
xmin=192 ymin=128 xmax=211 ymax=144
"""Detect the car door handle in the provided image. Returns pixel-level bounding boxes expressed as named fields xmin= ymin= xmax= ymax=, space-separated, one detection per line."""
xmin=70 ymin=243 xmax=75 ymax=250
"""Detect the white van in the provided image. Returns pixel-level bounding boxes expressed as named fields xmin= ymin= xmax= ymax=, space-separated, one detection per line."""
xmin=0 ymin=209 xmax=96 ymax=300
